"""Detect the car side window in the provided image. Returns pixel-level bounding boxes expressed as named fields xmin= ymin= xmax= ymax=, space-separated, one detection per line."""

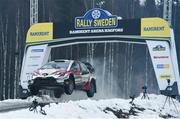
xmin=70 ymin=62 xmax=80 ymax=72
xmin=80 ymin=63 xmax=89 ymax=74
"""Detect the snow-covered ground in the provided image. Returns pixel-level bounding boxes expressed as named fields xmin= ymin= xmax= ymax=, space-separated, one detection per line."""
xmin=0 ymin=99 xmax=30 ymax=112
xmin=0 ymin=94 xmax=180 ymax=119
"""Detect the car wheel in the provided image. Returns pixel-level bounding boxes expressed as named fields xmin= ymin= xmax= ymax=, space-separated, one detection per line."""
xmin=64 ymin=79 xmax=74 ymax=95
xmin=87 ymin=81 xmax=95 ymax=97
xmin=54 ymin=89 xmax=63 ymax=98
xmin=30 ymin=87 xmax=39 ymax=95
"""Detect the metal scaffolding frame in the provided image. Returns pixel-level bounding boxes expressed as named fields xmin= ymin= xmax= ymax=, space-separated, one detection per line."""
xmin=163 ymin=0 xmax=173 ymax=26
xmin=30 ymin=0 xmax=38 ymax=26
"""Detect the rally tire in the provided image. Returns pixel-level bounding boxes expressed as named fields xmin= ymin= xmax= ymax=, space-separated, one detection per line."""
xmin=87 ymin=81 xmax=95 ymax=97
xmin=64 ymin=79 xmax=74 ymax=95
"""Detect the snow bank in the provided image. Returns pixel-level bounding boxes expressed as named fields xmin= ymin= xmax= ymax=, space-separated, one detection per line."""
xmin=0 ymin=94 xmax=180 ymax=119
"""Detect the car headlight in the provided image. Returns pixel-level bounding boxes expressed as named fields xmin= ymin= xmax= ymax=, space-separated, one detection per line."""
xmin=54 ymin=72 xmax=65 ymax=76
xmin=63 ymin=74 xmax=69 ymax=79
xmin=56 ymin=74 xmax=69 ymax=80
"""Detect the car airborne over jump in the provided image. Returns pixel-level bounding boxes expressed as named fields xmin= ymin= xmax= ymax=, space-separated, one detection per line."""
xmin=28 ymin=60 xmax=96 ymax=98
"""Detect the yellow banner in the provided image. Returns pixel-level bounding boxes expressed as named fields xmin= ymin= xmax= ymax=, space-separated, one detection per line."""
xmin=26 ymin=23 xmax=53 ymax=43
xmin=141 ymin=18 xmax=170 ymax=38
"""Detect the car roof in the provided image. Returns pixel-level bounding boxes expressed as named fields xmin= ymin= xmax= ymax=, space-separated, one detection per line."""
xmin=54 ymin=59 xmax=73 ymax=62
xmin=46 ymin=60 xmax=73 ymax=64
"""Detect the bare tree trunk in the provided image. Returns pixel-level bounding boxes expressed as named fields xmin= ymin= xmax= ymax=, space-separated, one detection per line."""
xmin=0 ymin=15 xmax=4 ymax=100
xmin=4 ymin=15 xmax=8 ymax=99
xmin=14 ymin=8 xmax=20 ymax=98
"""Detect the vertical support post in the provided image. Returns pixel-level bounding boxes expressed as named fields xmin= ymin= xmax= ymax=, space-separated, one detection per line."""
xmin=30 ymin=0 xmax=38 ymax=26
xmin=163 ymin=0 xmax=173 ymax=26
xmin=169 ymin=29 xmax=180 ymax=92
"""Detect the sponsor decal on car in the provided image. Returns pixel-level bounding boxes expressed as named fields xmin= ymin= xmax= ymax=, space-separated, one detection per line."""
xmin=42 ymin=73 xmax=48 ymax=76
xmin=153 ymin=45 xmax=166 ymax=51
xmin=160 ymin=74 xmax=172 ymax=79
xmin=157 ymin=64 xmax=170 ymax=69
xmin=153 ymin=56 xmax=169 ymax=59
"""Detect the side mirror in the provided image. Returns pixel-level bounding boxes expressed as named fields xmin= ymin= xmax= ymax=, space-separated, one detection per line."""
xmin=90 ymin=68 xmax=95 ymax=73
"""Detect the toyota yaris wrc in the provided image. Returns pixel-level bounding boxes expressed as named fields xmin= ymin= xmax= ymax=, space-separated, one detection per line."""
xmin=28 ymin=60 xmax=96 ymax=98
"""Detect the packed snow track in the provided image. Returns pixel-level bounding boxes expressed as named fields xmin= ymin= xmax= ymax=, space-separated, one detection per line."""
xmin=0 ymin=99 xmax=31 ymax=112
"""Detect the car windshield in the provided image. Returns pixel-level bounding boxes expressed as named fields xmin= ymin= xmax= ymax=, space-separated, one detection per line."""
xmin=41 ymin=61 xmax=70 ymax=70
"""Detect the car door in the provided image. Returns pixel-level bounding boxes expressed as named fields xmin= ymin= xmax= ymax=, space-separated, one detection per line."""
xmin=70 ymin=62 xmax=82 ymax=84
xmin=80 ymin=62 xmax=90 ymax=82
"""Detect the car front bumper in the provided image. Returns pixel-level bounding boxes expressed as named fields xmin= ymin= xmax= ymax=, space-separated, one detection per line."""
xmin=28 ymin=77 xmax=66 ymax=90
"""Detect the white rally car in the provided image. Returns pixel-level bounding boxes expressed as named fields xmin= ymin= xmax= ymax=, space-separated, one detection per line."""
xmin=28 ymin=60 xmax=96 ymax=98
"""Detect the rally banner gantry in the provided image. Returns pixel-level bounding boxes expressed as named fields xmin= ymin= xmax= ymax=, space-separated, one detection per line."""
xmin=20 ymin=8 xmax=180 ymax=98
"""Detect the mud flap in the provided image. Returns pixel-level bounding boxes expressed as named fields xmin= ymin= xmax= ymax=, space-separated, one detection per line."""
xmin=82 ymin=82 xmax=91 ymax=91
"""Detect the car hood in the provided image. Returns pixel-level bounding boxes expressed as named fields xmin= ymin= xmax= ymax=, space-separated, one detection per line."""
xmin=38 ymin=68 xmax=66 ymax=75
